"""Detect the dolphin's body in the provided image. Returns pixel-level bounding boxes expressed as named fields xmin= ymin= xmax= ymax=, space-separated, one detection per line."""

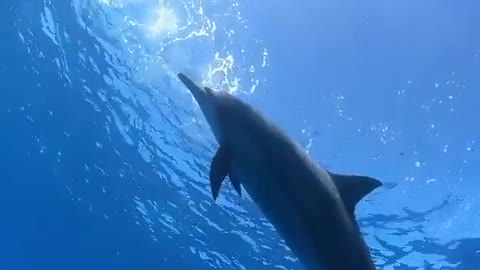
xmin=177 ymin=73 xmax=381 ymax=270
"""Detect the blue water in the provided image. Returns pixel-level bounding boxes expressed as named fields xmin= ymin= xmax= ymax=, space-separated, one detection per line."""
xmin=1 ymin=0 xmax=479 ymax=269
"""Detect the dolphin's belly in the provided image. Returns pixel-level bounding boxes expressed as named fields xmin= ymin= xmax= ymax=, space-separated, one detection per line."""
xmin=230 ymin=162 xmax=325 ymax=270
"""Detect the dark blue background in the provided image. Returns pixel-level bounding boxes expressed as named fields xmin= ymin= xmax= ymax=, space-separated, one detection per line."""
xmin=0 ymin=0 xmax=479 ymax=269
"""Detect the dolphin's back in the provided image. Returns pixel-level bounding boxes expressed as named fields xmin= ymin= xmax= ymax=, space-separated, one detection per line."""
xmin=224 ymin=106 xmax=378 ymax=269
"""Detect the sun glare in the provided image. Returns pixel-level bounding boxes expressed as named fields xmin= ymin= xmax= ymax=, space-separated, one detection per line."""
xmin=148 ymin=7 xmax=179 ymax=37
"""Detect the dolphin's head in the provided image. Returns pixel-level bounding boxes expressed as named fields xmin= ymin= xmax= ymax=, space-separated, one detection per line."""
xmin=177 ymin=73 xmax=242 ymax=143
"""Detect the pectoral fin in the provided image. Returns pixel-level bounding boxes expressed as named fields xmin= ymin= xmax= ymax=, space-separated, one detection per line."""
xmin=210 ymin=145 xmax=231 ymax=200
xmin=230 ymin=176 xmax=242 ymax=197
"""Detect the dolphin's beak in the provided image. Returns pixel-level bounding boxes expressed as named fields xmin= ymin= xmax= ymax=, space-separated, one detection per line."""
xmin=177 ymin=73 xmax=208 ymax=103
xmin=177 ymin=73 xmax=221 ymax=143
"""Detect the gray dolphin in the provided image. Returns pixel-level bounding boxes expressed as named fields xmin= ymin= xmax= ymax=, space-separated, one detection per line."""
xmin=177 ymin=73 xmax=382 ymax=270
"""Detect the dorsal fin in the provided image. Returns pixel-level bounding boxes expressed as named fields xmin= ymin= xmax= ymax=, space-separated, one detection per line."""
xmin=329 ymin=172 xmax=383 ymax=215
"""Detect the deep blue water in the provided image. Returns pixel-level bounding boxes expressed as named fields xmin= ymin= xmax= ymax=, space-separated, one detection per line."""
xmin=1 ymin=0 xmax=479 ymax=269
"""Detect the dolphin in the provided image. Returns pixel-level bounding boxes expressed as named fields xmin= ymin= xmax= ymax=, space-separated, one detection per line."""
xmin=177 ymin=73 xmax=382 ymax=270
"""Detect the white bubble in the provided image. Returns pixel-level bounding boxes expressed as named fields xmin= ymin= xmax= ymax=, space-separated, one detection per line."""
xmin=426 ymin=178 xmax=436 ymax=184
xmin=148 ymin=7 xmax=178 ymax=37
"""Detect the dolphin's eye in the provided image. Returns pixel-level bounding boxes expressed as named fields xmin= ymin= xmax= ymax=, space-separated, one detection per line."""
xmin=204 ymin=87 xmax=214 ymax=95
